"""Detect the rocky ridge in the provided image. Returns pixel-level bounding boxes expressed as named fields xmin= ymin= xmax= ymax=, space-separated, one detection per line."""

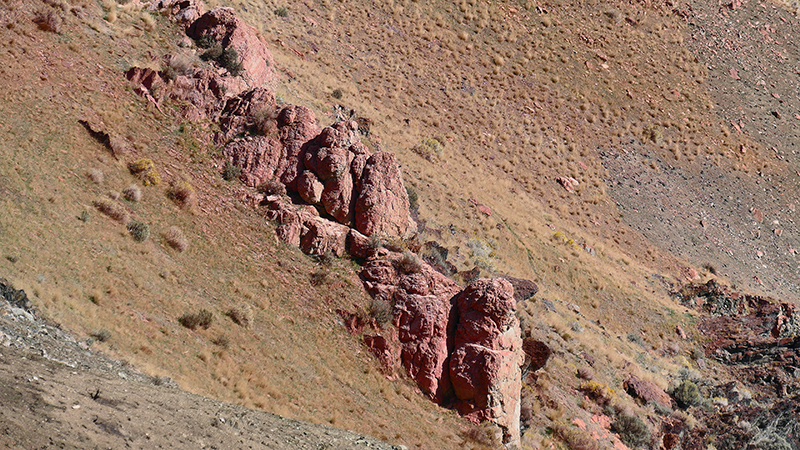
xmin=129 ymin=1 xmax=533 ymax=446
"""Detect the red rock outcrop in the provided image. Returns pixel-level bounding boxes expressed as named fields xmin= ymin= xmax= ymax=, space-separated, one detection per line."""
xmin=148 ymin=0 xmax=206 ymax=28
xmin=624 ymin=375 xmax=672 ymax=409
xmin=361 ymin=251 xmax=462 ymax=403
xmin=355 ymin=152 xmax=416 ymax=239
xmin=187 ymin=7 xmax=277 ymax=92
xmin=449 ymin=278 xmax=524 ymax=447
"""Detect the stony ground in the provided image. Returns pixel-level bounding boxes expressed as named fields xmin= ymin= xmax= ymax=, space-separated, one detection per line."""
xmin=0 ymin=295 xmax=405 ymax=450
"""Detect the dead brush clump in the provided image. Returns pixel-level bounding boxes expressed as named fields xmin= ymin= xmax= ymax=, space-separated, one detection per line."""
xmin=168 ymin=179 xmax=197 ymax=210
xmin=162 ymin=226 xmax=188 ymax=252
xmin=33 ymin=9 xmax=62 ymax=33
xmin=87 ymin=168 xmax=104 ymax=184
xmin=225 ymin=304 xmax=253 ymax=328
xmin=122 ymin=184 xmax=142 ymax=202
xmin=367 ymin=298 xmax=393 ymax=325
xmin=394 ymin=250 xmax=423 ymax=274
xmin=553 ymin=422 xmax=600 ymax=450
xmin=178 ymin=309 xmax=213 ymax=330
xmin=162 ymin=54 xmax=195 ymax=80
xmin=252 ymin=107 xmax=278 ymax=135
xmin=257 ymin=179 xmax=287 ymax=196
xmin=127 ymin=220 xmax=150 ymax=242
xmin=460 ymin=422 xmax=502 ymax=449
xmin=92 ymin=198 xmax=129 ymax=223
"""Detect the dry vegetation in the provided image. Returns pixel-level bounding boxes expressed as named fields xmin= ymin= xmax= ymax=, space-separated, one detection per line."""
xmin=1 ymin=0 xmax=797 ymax=449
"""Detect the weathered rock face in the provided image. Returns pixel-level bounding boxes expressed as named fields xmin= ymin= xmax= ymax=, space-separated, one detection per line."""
xmin=187 ymin=7 xmax=277 ymax=92
xmin=148 ymin=0 xmax=206 ymax=28
xmin=355 ymin=152 xmax=416 ymax=239
xmin=223 ymin=136 xmax=283 ymax=187
xmin=360 ymin=251 xmax=462 ymax=403
xmin=218 ymin=87 xmax=276 ymax=141
xmin=624 ymin=375 xmax=672 ymax=409
xmin=449 ymin=278 xmax=524 ymax=447
xmin=277 ymin=106 xmax=320 ymax=190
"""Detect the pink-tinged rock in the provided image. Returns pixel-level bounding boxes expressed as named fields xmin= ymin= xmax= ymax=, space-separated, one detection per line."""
xmin=364 ymin=332 xmax=401 ymax=375
xmin=320 ymin=175 xmax=355 ymax=225
xmin=149 ymin=0 xmax=206 ymax=28
xmin=501 ymin=276 xmax=539 ymax=302
xmin=360 ymin=252 xmax=461 ymax=403
xmin=125 ymin=67 xmax=165 ymax=92
xmin=623 ymin=375 xmax=672 ymax=409
xmin=355 ymin=152 xmax=416 ymax=238
xmin=347 ymin=229 xmax=373 ymax=259
xmin=317 ymin=120 xmax=362 ymax=150
xmin=305 ymin=146 xmax=353 ymax=181
xmin=556 ymin=176 xmax=579 ymax=193
xmin=299 ymin=217 xmax=350 ymax=257
xmin=223 ymin=135 xmax=283 ymax=187
xmin=393 ymin=290 xmax=456 ymax=402
xmin=277 ymin=106 xmax=320 ymax=190
xmin=188 ymin=7 xmax=278 ymax=92
xmin=450 ymin=278 xmax=524 ymax=447
xmin=296 ymin=170 xmax=324 ymax=205
xmin=351 ymin=153 xmax=371 ymax=192
xmin=166 ymin=69 xmax=229 ymax=121
xmin=218 ymin=87 xmax=277 ymax=141
xmin=336 ymin=309 xmax=366 ymax=335
xmin=304 ymin=146 xmax=356 ymax=224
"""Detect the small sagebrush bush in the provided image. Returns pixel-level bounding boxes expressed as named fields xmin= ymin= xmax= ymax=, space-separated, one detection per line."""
xmin=128 ymin=158 xmax=161 ymax=186
xmin=90 ymin=329 xmax=112 ymax=342
xmin=196 ymin=34 xmax=216 ymax=49
xmin=553 ymin=423 xmax=600 ymax=450
xmin=168 ymin=180 xmax=197 ymax=210
xmin=212 ymin=335 xmax=230 ymax=348
xmin=201 ymin=43 xmax=224 ymax=61
xmin=406 ymin=185 xmax=419 ymax=211
xmin=163 ymin=54 xmax=195 ymax=80
xmin=122 ymin=184 xmax=142 ymax=202
xmin=92 ymin=198 xmax=129 ymax=223
xmin=178 ymin=309 xmax=213 ymax=330
xmin=33 ymin=9 xmax=61 ymax=33
xmin=411 ymin=137 xmax=444 ymax=162
xmin=368 ymin=298 xmax=393 ymax=325
xmin=579 ymin=380 xmax=615 ymax=406
xmin=127 ymin=220 xmax=150 ymax=242
xmin=253 ymin=107 xmax=278 ymax=135
xmin=225 ymin=305 xmax=253 ymax=328
xmin=673 ymin=380 xmax=701 ymax=409
xmin=274 ymin=6 xmax=289 ymax=17
xmin=310 ymin=270 xmax=329 ymax=287
xmin=612 ymin=415 xmax=650 ymax=448
xmin=163 ymin=226 xmax=188 ymax=252
xmin=222 ymin=162 xmax=242 ymax=181
xmin=395 ymin=251 xmax=423 ymax=274
xmin=258 ymin=179 xmax=287 ymax=196
xmin=331 ymin=88 xmax=343 ymax=99
xmin=87 ymin=168 xmax=104 ymax=184
xmin=460 ymin=422 xmax=502 ymax=449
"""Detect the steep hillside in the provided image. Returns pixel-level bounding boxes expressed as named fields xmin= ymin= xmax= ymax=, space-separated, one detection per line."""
xmin=1 ymin=0 xmax=799 ymax=449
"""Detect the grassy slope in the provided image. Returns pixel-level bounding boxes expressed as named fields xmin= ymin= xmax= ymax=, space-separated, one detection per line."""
xmin=1 ymin=0 xmax=796 ymax=449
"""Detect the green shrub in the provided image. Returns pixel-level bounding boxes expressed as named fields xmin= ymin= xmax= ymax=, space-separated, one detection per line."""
xmin=196 ymin=34 xmax=216 ymax=49
xmin=612 ymin=415 xmax=650 ymax=448
xmin=411 ymin=137 xmax=444 ymax=162
xmin=274 ymin=6 xmax=289 ymax=17
xmin=179 ymin=309 xmax=213 ymax=330
xmin=127 ymin=220 xmax=150 ymax=242
xmin=331 ymin=88 xmax=343 ymax=99
xmin=406 ymin=185 xmax=419 ymax=211
xmin=673 ymin=380 xmax=701 ymax=408
xmin=219 ymin=47 xmax=243 ymax=76
xmin=201 ymin=43 xmax=223 ymax=62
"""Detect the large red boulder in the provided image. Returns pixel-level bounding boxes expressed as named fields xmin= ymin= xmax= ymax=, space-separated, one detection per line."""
xmin=449 ymin=278 xmax=524 ymax=447
xmin=304 ymin=146 xmax=356 ymax=225
xmin=187 ymin=7 xmax=277 ymax=92
xmin=277 ymin=106 xmax=320 ymax=190
xmin=360 ymin=251 xmax=461 ymax=403
xmin=355 ymin=152 xmax=416 ymax=239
